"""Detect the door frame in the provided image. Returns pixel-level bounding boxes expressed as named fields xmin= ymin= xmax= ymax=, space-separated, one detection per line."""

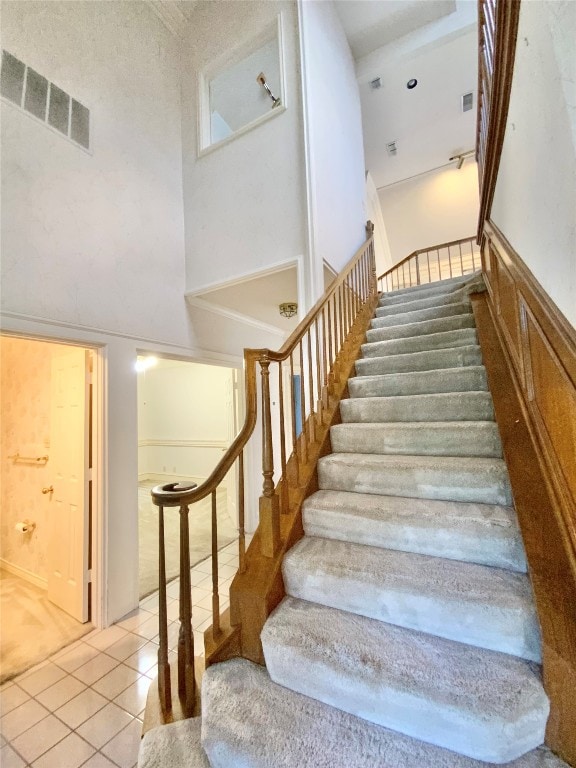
xmin=0 ymin=332 xmax=106 ymax=629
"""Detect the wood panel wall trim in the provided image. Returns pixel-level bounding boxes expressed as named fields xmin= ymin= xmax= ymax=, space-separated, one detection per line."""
xmin=476 ymin=0 xmax=521 ymax=238
xmin=475 ymin=221 xmax=576 ymax=764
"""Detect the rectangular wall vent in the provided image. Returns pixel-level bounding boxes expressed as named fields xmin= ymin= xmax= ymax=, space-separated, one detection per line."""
xmin=462 ymin=92 xmax=474 ymax=112
xmin=386 ymin=141 xmax=398 ymax=156
xmin=1 ymin=49 xmax=90 ymax=150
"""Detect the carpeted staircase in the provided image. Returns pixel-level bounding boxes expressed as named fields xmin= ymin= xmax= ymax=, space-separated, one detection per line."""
xmin=139 ymin=274 xmax=568 ymax=768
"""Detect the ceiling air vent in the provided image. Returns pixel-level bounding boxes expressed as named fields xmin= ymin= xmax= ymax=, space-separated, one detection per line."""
xmin=386 ymin=141 xmax=398 ymax=157
xmin=462 ymin=92 xmax=474 ymax=112
xmin=370 ymin=77 xmax=381 ymax=89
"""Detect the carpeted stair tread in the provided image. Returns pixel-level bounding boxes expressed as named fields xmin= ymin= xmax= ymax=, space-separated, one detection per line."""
xmin=375 ymin=290 xmax=475 ymax=318
xmin=282 ymin=537 xmax=541 ymax=660
xmin=355 ymin=344 xmax=483 ymax=375
xmin=262 ymin=597 xmax=548 ymax=763
xmin=201 ymin=658 xmax=566 ymax=768
xmin=379 ymin=273 xmax=477 ymax=301
xmin=371 ymin=301 xmax=472 ymax=329
xmin=348 ymin=366 xmax=488 ymax=397
xmin=318 ymin=452 xmax=512 ymax=505
xmin=330 ymin=421 xmax=502 ymax=458
xmin=302 ymin=489 xmax=527 ymax=571
xmin=362 ymin=327 xmax=478 ymax=357
xmin=366 ymin=312 xmax=476 ymax=342
xmin=138 ymin=718 xmax=209 ymax=768
xmin=340 ymin=391 xmax=494 ymax=423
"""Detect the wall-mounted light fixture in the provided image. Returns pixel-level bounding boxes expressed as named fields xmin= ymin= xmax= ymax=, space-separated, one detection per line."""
xmin=135 ymin=356 xmax=158 ymax=373
xmin=449 ymin=149 xmax=475 ymax=169
xmin=257 ymin=72 xmax=281 ymax=108
xmin=279 ymin=302 xmax=297 ymax=318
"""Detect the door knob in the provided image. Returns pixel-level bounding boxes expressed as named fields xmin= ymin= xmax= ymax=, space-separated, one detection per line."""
xmin=42 ymin=486 xmax=54 ymax=495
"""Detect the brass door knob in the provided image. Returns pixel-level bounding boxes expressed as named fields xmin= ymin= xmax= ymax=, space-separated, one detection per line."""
xmin=42 ymin=486 xmax=54 ymax=494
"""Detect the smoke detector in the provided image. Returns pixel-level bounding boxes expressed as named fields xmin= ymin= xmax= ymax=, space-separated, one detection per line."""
xmin=370 ymin=77 xmax=382 ymax=89
xmin=386 ymin=141 xmax=398 ymax=157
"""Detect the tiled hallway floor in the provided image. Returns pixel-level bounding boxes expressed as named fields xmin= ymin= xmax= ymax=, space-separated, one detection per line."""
xmin=1 ymin=541 xmax=239 ymax=767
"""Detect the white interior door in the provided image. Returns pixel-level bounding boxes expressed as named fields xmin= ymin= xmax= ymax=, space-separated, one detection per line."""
xmin=48 ymin=347 xmax=90 ymax=622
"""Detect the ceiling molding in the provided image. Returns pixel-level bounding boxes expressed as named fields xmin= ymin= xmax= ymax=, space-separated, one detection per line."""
xmin=185 ymin=296 xmax=287 ymax=338
xmin=144 ymin=1 xmax=190 ymax=38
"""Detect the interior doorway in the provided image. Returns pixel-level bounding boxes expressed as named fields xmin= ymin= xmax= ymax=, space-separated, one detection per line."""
xmin=136 ymin=356 xmax=241 ymax=599
xmin=0 ymin=335 xmax=98 ymax=681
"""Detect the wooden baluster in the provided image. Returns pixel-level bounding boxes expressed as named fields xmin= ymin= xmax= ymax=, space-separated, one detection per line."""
xmin=260 ymin=358 xmax=280 ymax=557
xmin=238 ymin=451 xmax=246 ymax=572
xmin=402 ymin=261 xmax=406 ymax=289
xmin=448 ymin=246 xmax=453 ymax=278
xmin=289 ymin=352 xmax=299 ymax=482
xmin=459 ymin=242 xmax=464 ymax=275
xmin=426 ymin=250 xmax=431 ymax=282
xmin=327 ymin=298 xmax=333 ymax=386
xmin=471 ymin=240 xmax=477 ymax=271
xmin=415 ymin=254 xmax=421 ymax=285
xmin=437 ymin=249 xmax=441 ymax=280
xmin=211 ymin=490 xmax=221 ymax=636
xmin=299 ymin=341 xmax=308 ymax=461
xmin=314 ymin=316 xmax=323 ymax=423
xmin=354 ymin=262 xmax=360 ymax=311
xmin=178 ymin=502 xmax=195 ymax=716
xmin=321 ymin=308 xmax=328 ymax=408
xmin=307 ymin=331 xmax=316 ymax=444
xmin=278 ymin=364 xmax=289 ymax=513
xmin=338 ymin=284 xmax=344 ymax=350
xmin=157 ymin=503 xmax=171 ymax=712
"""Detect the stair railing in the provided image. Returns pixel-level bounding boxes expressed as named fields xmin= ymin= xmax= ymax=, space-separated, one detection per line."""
xmin=377 ymin=236 xmax=480 ymax=293
xmin=150 ymin=222 xmax=377 ymax=718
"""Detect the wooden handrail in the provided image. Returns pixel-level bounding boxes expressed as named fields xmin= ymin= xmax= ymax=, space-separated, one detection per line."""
xmin=150 ymin=222 xmax=378 ymax=718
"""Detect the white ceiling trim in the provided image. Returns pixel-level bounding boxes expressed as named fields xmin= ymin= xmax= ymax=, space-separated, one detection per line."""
xmin=143 ymin=1 xmax=189 ymax=38
xmin=185 ymin=296 xmax=287 ymax=338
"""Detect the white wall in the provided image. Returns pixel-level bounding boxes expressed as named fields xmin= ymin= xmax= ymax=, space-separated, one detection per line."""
xmin=378 ymin=161 xmax=480 ymax=264
xmin=181 ymin=1 xmax=307 ymax=298
xmin=0 ymin=1 xmax=191 ymax=346
xmin=299 ymin=0 xmax=367 ymax=294
xmin=365 ymin=171 xmax=393 ymax=275
xmin=491 ymin=1 xmax=576 ymax=329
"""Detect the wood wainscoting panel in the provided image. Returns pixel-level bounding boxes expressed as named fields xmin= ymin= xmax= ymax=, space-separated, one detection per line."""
xmin=477 ymin=220 xmax=576 ymax=765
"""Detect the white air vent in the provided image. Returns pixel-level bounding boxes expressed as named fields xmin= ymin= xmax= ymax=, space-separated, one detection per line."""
xmin=386 ymin=141 xmax=398 ymax=156
xmin=462 ymin=92 xmax=474 ymax=112
xmin=370 ymin=77 xmax=381 ymax=89
xmin=1 ymin=49 xmax=90 ymax=149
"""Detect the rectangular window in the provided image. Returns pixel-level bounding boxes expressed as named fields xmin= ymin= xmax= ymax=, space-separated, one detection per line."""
xmin=1 ymin=50 xmax=25 ymax=105
xmin=24 ymin=67 xmax=48 ymax=120
xmin=71 ymin=98 xmax=90 ymax=149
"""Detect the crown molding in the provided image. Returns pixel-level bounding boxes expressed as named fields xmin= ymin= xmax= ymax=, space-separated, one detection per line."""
xmin=144 ymin=1 xmax=190 ymax=38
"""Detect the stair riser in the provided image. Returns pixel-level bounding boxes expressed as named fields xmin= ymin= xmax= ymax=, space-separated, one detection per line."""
xmin=375 ymin=291 xmax=472 ymax=318
xmin=379 ymin=273 xmax=476 ymax=301
xmin=330 ymin=423 xmax=502 ymax=458
xmin=303 ymin=501 xmax=527 ymax=572
xmin=371 ymin=302 xmax=472 ymax=329
xmin=263 ymin=600 xmax=548 ymax=763
xmin=366 ymin=313 xmax=476 ymax=343
xmin=340 ymin=392 xmax=494 ymax=423
xmin=349 ymin=367 xmax=488 ymax=397
xmin=362 ymin=328 xmax=477 ymax=358
xmin=318 ymin=456 xmax=513 ymax=506
xmin=355 ymin=345 xmax=482 ymax=376
xmin=379 ymin=281 xmax=472 ymax=308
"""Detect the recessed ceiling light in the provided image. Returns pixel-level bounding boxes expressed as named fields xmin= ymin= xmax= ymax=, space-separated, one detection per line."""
xmin=407 ymin=78 xmax=418 ymax=90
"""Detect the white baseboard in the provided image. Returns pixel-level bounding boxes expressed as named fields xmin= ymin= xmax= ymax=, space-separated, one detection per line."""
xmin=0 ymin=558 xmax=47 ymax=590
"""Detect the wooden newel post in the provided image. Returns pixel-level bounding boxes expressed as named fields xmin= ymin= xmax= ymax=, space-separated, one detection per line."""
xmin=259 ymin=358 xmax=280 ymax=558
xmin=365 ymin=220 xmax=374 ymax=239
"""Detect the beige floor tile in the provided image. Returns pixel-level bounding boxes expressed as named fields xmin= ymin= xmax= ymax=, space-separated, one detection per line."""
xmin=0 ymin=743 xmax=27 ymax=768
xmin=54 ymin=688 xmax=108 ymax=730
xmin=17 ymin=663 xmax=66 ymax=697
xmin=116 ymin=609 xmax=155 ymax=633
xmin=216 ymin=563 xmax=238 ymax=579
xmin=123 ymin=642 xmax=159 ymax=674
xmin=194 ymin=592 xmax=214 ymax=612
xmin=72 ymin=654 xmax=118 ymax=686
xmin=105 ymin=633 xmax=148 ymax=662
xmin=190 ymin=569 xmax=211 ymax=587
xmin=0 ymin=684 xmax=30 ymax=716
xmin=11 ymin=713 xmax=70 ymax=764
xmin=53 ymin=643 xmax=101 ymax=674
xmin=139 ymin=593 xmax=160 ymax=613
xmin=76 ymin=702 xmax=134 ymax=749
xmin=92 ymin=664 xmax=141 ymax=699
xmin=101 ymin=718 xmax=142 ymax=767
xmin=194 ymin=575 xmax=213 ymax=593
xmin=49 ymin=639 xmax=83 ymax=662
xmin=191 ymin=606 xmax=212 ymax=629
xmin=193 ymin=559 xmax=213 ymax=575
xmin=80 ymin=753 xmax=119 ymax=768
xmin=0 ymin=681 xmax=14 ymax=692
xmin=166 ymin=599 xmax=180 ymax=621
xmin=112 ymin=676 xmax=151 ymax=717
xmin=0 ymin=698 xmax=50 ymax=740
xmin=35 ymin=674 xmax=86 ymax=711
xmin=191 ymin=587 xmax=211 ymax=606
xmin=166 ymin=580 xmax=181 ymax=599
xmin=84 ymin=626 xmax=128 ymax=651
xmin=131 ymin=615 xmax=159 ymax=641
xmin=31 ymin=732 xmax=95 ymax=768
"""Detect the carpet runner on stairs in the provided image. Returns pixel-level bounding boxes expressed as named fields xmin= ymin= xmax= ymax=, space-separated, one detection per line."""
xmin=139 ymin=273 xmax=568 ymax=768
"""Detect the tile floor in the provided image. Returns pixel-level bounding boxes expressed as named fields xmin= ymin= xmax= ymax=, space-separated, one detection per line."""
xmin=1 ymin=541 xmax=239 ymax=767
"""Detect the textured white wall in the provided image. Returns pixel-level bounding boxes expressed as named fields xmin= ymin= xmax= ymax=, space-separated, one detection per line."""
xmin=181 ymin=1 xmax=306 ymax=296
xmin=378 ymin=161 xmax=480 ymax=264
xmin=491 ymin=1 xmax=576 ymax=329
xmin=299 ymin=0 xmax=367 ymax=291
xmin=0 ymin=0 xmax=190 ymax=346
